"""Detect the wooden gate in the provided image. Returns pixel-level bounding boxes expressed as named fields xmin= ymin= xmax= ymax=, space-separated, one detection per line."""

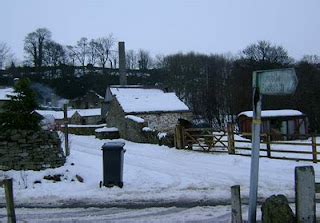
xmin=174 ymin=124 xmax=235 ymax=153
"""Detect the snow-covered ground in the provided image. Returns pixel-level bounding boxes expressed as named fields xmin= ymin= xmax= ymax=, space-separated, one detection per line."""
xmin=1 ymin=134 xmax=320 ymax=219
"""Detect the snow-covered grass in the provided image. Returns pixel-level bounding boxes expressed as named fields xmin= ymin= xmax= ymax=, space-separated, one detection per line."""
xmin=1 ymin=134 xmax=320 ymax=207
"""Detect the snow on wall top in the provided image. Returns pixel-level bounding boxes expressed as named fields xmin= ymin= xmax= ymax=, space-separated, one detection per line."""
xmin=35 ymin=108 xmax=101 ymax=120
xmin=0 ymin=87 xmax=15 ymax=100
xmin=125 ymin=115 xmax=145 ymax=123
xmin=238 ymin=109 xmax=304 ymax=118
xmin=110 ymin=87 xmax=190 ymax=113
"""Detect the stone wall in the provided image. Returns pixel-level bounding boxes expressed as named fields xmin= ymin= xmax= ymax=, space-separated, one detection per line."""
xmin=0 ymin=130 xmax=65 ymax=170
xmin=70 ymin=113 xmax=102 ymax=125
xmin=61 ymin=124 xmax=106 ymax=135
xmin=105 ymin=99 xmax=127 ymax=135
xmin=138 ymin=112 xmax=193 ymax=133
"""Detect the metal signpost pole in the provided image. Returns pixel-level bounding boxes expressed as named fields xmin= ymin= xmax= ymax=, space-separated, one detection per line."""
xmin=248 ymin=72 xmax=262 ymax=223
xmin=247 ymin=68 xmax=298 ymax=222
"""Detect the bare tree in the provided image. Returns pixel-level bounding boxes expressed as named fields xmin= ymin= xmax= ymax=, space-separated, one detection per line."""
xmin=88 ymin=39 xmax=98 ymax=66
xmin=0 ymin=42 xmax=10 ymax=69
xmin=126 ymin=49 xmax=138 ymax=69
xmin=74 ymin=37 xmax=88 ymax=67
xmin=242 ymin=40 xmax=292 ymax=65
xmin=24 ymin=28 xmax=52 ymax=68
xmin=44 ymin=41 xmax=66 ymax=67
xmin=94 ymin=34 xmax=115 ymax=69
xmin=109 ymin=50 xmax=118 ymax=69
xmin=65 ymin=45 xmax=77 ymax=66
xmin=138 ymin=49 xmax=153 ymax=70
xmin=153 ymin=54 xmax=165 ymax=69
xmin=301 ymin=55 xmax=320 ymax=64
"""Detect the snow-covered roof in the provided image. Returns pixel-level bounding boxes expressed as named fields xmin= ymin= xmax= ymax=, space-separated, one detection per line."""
xmin=35 ymin=108 xmax=101 ymax=120
xmin=34 ymin=110 xmax=72 ymax=119
xmin=0 ymin=87 xmax=15 ymax=101
xmin=238 ymin=109 xmax=304 ymax=118
xmin=109 ymin=87 xmax=190 ymax=113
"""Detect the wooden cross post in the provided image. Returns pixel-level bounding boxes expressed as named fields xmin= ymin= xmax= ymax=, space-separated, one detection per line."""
xmin=3 ymin=179 xmax=16 ymax=223
xmin=64 ymin=104 xmax=70 ymax=156
xmin=227 ymin=123 xmax=235 ymax=154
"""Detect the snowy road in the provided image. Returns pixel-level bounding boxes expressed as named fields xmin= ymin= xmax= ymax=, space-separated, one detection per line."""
xmin=0 ymin=206 xmax=233 ymax=222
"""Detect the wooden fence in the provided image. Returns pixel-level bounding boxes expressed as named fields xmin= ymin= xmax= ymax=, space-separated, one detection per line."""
xmin=175 ymin=124 xmax=320 ymax=163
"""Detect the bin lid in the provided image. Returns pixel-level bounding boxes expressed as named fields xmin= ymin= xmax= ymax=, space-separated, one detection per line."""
xmin=102 ymin=141 xmax=125 ymax=150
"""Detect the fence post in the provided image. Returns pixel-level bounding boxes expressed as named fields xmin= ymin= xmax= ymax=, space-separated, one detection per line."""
xmin=63 ymin=104 xmax=70 ymax=156
xmin=266 ymin=134 xmax=271 ymax=158
xmin=181 ymin=126 xmax=186 ymax=149
xmin=295 ymin=166 xmax=315 ymax=223
xmin=231 ymin=185 xmax=242 ymax=223
xmin=312 ymin=135 xmax=317 ymax=163
xmin=227 ymin=123 xmax=235 ymax=154
xmin=4 ymin=179 xmax=16 ymax=223
xmin=174 ymin=124 xmax=182 ymax=149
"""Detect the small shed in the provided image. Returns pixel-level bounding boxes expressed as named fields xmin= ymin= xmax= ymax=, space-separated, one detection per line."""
xmin=69 ymin=108 xmax=102 ymax=125
xmin=237 ymin=109 xmax=308 ymax=140
xmin=103 ymin=85 xmax=192 ymax=142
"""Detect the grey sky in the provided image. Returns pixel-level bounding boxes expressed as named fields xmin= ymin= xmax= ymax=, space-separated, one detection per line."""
xmin=1 ymin=0 xmax=320 ymax=62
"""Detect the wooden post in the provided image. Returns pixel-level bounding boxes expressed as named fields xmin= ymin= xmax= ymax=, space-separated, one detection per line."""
xmin=231 ymin=185 xmax=242 ymax=223
xmin=175 ymin=124 xmax=182 ymax=149
xmin=227 ymin=123 xmax=235 ymax=154
xmin=181 ymin=126 xmax=186 ymax=149
xmin=4 ymin=179 xmax=16 ymax=223
xmin=266 ymin=134 xmax=271 ymax=158
xmin=312 ymin=135 xmax=317 ymax=163
xmin=63 ymin=104 xmax=70 ymax=156
xmin=295 ymin=166 xmax=316 ymax=223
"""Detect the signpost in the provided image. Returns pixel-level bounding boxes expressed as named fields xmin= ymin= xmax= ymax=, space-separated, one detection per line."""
xmin=248 ymin=68 xmax=298 ymax=223
xmin=257 ymin=68 xmax=298 ymax=95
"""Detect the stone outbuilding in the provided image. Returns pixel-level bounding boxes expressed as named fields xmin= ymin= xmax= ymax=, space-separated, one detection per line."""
xmin=103 ymin=85 xmax=192 ymax=142
xmin=69 ymin=108 xmax=102 ymax=125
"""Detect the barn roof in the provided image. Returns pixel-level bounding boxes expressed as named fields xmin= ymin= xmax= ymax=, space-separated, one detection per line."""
xmin=108 ymin=86 xmax=190 ymax=114
xmin=238 ymin=109 xmax=304 ymax=118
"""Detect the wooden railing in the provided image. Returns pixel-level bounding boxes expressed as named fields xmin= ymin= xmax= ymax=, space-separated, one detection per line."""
xmin=174 ymin=124 xmax=320 ymax=163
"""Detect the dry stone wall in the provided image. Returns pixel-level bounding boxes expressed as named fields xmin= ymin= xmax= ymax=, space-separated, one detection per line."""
xmin=139 ymin=112 xmax=193 ymax=133
xmin=0 ymin=130 xmax=65 ymax=170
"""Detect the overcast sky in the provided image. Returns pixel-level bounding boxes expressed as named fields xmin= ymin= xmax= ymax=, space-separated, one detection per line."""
xmin=1 ymin=0 xmax=320 ymax=62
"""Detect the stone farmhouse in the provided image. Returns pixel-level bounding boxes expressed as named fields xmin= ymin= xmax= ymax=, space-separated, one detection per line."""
xmin=103 ymin=85 xmax=192 ymax=142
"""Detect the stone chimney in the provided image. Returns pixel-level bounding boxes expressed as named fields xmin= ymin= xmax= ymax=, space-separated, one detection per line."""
xmin=118 ymin=42 xmax=127 ymax=85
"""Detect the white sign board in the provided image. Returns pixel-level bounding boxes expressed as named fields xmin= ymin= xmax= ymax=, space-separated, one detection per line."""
xmin=257 ymin=68 xmax=298 ymax=95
